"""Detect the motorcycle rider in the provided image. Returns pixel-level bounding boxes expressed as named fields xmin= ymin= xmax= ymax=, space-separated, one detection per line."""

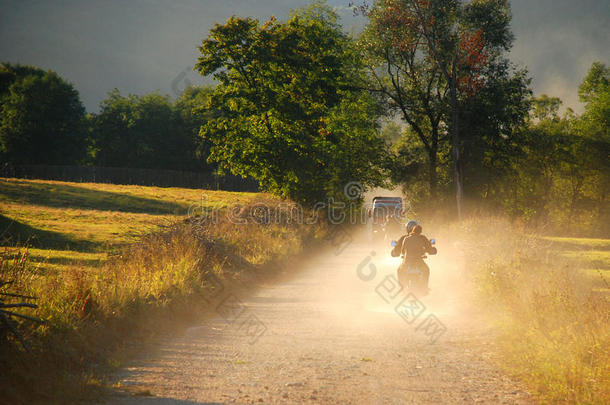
xmin=391 ymin=220 xmax=437 ymax=293
xmin=390 ymin=220 xmax=419 ymax=257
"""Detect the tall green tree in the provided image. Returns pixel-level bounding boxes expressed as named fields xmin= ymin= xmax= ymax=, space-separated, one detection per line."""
xmin=0 ymin=63 xmax=86 ymax=165
xmin=173 ymin=85 xmax=216 ymax=172
xmin=486 ymin=89 xmax=609 ymax=235
xmin=358 ymin=0 xmax=517 ymax=217
xmin=90 ymin=89 xmax=133 ymax=167
xmin=359 ymin=1 xmax=447 ymax=198
xmin=196 ymin=3 xmax=386 ymax=204
xmin=91 ymin=89 xmax=210 ymax=171
xmin=459 ymin=59 xmax=531 ymax=200
xmin=502 ymin=101 xmax=572 ymax=225
xmin=579 ymin=61 xmax=609 ymax=133
xmin=576 ymin=62 xmax=610 ymax=231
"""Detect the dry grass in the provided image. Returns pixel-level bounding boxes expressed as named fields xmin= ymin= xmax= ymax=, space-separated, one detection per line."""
xmin=451 ymin=216 xmax=610 ymax=404
xmin=1 ymin=209 xmax=321 ymax=404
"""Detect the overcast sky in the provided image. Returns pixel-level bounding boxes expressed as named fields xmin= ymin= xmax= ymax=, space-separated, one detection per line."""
xmin=1 ymin=0 xmax=608 ymax=113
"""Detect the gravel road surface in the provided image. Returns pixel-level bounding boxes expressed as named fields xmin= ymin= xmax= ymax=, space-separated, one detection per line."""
xmin=102 ymin=230 xmax=532 ymax=404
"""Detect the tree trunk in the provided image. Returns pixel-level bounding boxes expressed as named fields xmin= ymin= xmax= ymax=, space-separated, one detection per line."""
xmin=428 ymin=142 xmax=438 ymax=200
xmin=567 ymin=171 xmax=584 ymax=227
xmin=450 ymin=61 xmax=464 ymax=220
xmin=411 ymin=2 xmax=463 ymax=220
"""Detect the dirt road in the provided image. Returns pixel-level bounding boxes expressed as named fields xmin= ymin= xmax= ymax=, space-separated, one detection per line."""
xmin=103 ymin=230 xmax=532 ymax=404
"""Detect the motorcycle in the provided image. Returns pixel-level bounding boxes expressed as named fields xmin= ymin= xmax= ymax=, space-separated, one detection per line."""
xmin=391 ymin=238 xmax=436 ymax=295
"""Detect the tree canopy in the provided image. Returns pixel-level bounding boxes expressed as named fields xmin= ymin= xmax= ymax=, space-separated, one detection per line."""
xmin=90 ymin=87 xmax=214 ymax=172
xmin=359 ymin=0 xmax=530 ymax=208
xmin=196 ymin=3 xmax=386 ymax=204
xmin=579 ymin=62 xmax=609 ymax=138
xmin=0 ymin=63 xmax=86 ymax=165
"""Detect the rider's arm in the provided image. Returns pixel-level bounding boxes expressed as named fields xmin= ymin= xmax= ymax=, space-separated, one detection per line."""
xmin=391 ymin=235 xmax=405 ymax=257
xmin=401 ymin=236 xmax=409 ymax=257
xmin=424 ymin=236 xmax=437 ymax=255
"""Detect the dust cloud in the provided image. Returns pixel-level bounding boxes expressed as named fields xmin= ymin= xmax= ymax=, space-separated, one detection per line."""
xmin=106 ymin=210 xmax=532 ymax=404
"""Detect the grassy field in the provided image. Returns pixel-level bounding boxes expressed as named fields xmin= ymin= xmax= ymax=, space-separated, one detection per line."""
xmin=0 ymin=178 xmax=319 ymax=404
xmin=0 ymin=178 xmax=259 ymax=272
xmin=4 ymin=178 xmax=608 ymax=403
xmin=543 ymin=236 xmax=610 ymax=293
xmin=453 ymin=218 xmax=610 ymax=404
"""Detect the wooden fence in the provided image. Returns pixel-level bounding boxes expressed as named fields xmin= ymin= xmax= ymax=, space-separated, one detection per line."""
xmin=0 ymin=164 xmax=259 ymax=192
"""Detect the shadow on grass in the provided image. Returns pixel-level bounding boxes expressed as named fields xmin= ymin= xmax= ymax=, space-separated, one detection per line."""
xmin=102 ymin=392 xmax=222 ymax=404
xmin=1 ymin=250 xmax=104 ymax=270
xmin=27 ymin=254 xmax=103 ymax=266
xmin=0 ymin=214 xmax=98 ymax=252
xmin=546 ymin=238 xmax=610 ymax=252
xmin=0 ymin=179 xmax=188 ymax=214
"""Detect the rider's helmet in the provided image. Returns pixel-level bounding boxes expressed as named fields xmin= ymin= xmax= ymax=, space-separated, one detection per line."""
xmin=405 ymin=220 xmax=419 ymax=234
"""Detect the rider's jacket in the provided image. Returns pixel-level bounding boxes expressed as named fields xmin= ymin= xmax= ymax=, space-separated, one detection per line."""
xmin=391 ymin=234 xmax=437 ymax=259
